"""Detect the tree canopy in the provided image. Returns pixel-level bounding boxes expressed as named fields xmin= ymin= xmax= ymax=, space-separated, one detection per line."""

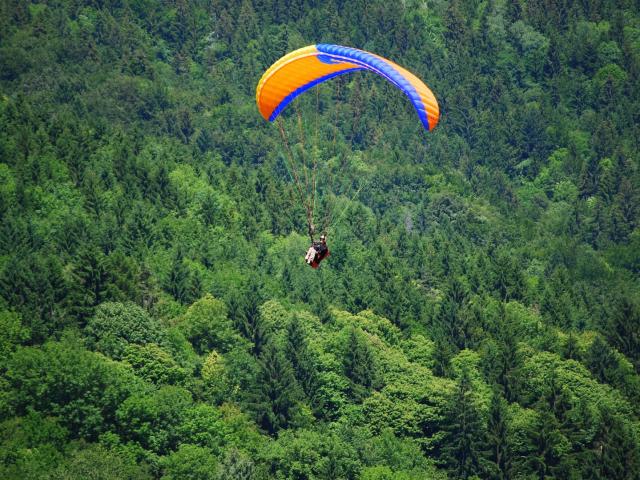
xmin=1 ymin=0 xmax=639 ymax=478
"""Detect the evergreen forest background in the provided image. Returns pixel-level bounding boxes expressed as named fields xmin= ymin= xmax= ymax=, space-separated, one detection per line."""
xmin=1 ymin=0 xmax=640 ymax=478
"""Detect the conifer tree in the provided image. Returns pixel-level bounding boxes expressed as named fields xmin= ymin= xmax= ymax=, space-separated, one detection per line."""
xmin=606 ymin=295 xmax=640 ymax=371
xmin=165 ymin=249 xmax=190 ymax=304
xmin=252 ymin=340 xmax=302 ymax=434
xmin=591 ymin=408 xmax=640 ymax=480
xmin=432 ymin=335 xmax=454 ymax=378
xmin=586 ymin=335 xmax=620 ymax=384
xmin=231 ymin=280 xmax=267 ymax=357
xmin=285 ymin=316 xmax=316 ymax=397
xmin=441 ymin=365 xmax=485 ymax=478
xmin=67 ymin=246 xmax=109 ymax=321
xmin=563 ymin=332 xmax=581 ymax=361
xmin=524 ymin=407 xmax=568 ymax=480
xmin=343 ymin=327 xmax=376 ymax=401
xmin=483 ymin=391 xmax=511 ymax=480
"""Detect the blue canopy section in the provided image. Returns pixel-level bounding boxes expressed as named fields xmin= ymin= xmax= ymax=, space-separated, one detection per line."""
xmin=315 ymin=44 xmax=430 ymax=130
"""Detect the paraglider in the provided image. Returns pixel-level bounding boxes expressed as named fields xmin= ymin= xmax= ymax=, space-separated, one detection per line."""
xmin=256 ymin=44 xmax=440 ymax=267
xmin=305 ymin=234 xmax=330 ymax=269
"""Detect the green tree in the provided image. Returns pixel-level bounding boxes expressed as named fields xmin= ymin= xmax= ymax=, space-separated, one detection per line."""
xmin=440 ymin=365 xmax=485 ymax=478
xmin=588 ymin=407 xmax=640 ymax=480
xmin=0 ymin=254 xmax=67 ymax=341
xmin=343 ymin=327 xmax=377 ymax=402
xmin=84 ymin=301 xmax=164 ymax=359
xmin=165 ymin=249 xmax=191 ymax=304
xmin=521 ymin=407 xmax=571 ymax=480
xmin=260 ymin=428 xmax=360 ymax=480
xmin=49 ymin=443 xmax=152 ymax=480
xmin=0 ymin=310 xmax=29 ymax=362
xmin=0 ymin=411 xmax=68 ymax=480
xmin=123 ymin=343 xmax=188 ymax=386
xmin=201 ymin=350 xmax=232 ymax=404
xmin=483 ymin=391 xmax=511 ymax=480
xmin=116 ymin=386 xmax=193 ymax=455
xmin=605 ymin=294 xmax=640 ymax=371
xmin=178 ymin=294 xmax=242 ymax=355
xmin=3 ymin=339 xmax=143 ymax=439
xmin=160 ymin=444 xmax=217 ymax=480
xmin=586 ymin=335 xmax=620 ymax=384
xmin=250 ymin=340 xmax=303 ymax=434
xmin=285 ymin=315 xmax=317 ymax=397
xmin=217 ymin=448 xmax=255 ymax=480
xmin=229 ymin=281 xmax=267 ymax=357
xmin=65 ymin=246 xmax=109 ymax=321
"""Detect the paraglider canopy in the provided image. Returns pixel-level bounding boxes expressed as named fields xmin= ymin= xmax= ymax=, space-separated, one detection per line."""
xmin=256 ymin=44 xmax=439 ymax=132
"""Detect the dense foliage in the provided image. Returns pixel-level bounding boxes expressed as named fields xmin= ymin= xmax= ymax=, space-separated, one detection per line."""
xmin=1 ymin=0 xmax=640 ymax=478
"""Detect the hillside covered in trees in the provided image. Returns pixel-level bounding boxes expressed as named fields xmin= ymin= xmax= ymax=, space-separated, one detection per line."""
xmin=1 ymin=0 xmax=640 ymax=478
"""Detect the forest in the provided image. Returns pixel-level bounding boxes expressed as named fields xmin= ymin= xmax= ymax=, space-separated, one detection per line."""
xmin=1 ymin=0 xmax=639 ymax=478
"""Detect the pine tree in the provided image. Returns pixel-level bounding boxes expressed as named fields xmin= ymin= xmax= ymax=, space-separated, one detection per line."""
xmin=483 ymin=391 xmax=511 ymax=480
xmin=432 ymin=335 xmax=454 ymax=378
xmin=187 ymin=270 xmax=203 ymax=305
xmin=443 ymin=0 xmax=470 ymax=46
xmin=441 ymin=366 xmax=485 ymax=479
xmin=434 ymin=277 xmax=478 ymax=351
xmin=165 ymin=249 xmax=190 ymax=304
xmin=232 ymin=280 xmax=266 ymax=357
xmin=605 ymin=295 xmax=640 ymax=371
xmin=103 ymin=251 xmax=142 ymax=304
xmin=524 ymin=407 xmax=568 ymax=480
xmin=591 ymin=408 xmax=640 ymax=480
xmin=586 ymin=336 xmax=620 ymax=384
xmin=67 ymin=246 xmax=109 ymax=322
xmin=506 ymin=0 xmax=522 ymax=22
xmin=285 ymin=316 xmax=316 ymax=397
xmin=497 ymin=330 xmax=519 ymax=403
xmin=253 ymin=340 xmax=302 ymax=434
xmin=563 ymin=332 xmax=581 ymax=361
xmin=234 ymin=0 xmax=258 ymax=48
xmin=309 ymin=285 xmax=332 ymax=324
xmin=0 ymin=253 xmax=67 ymax=341
xmin=343 ymin=327 xmax=376 ymax=401
xmin=611 ymin=177 xmax=638 ymax=242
